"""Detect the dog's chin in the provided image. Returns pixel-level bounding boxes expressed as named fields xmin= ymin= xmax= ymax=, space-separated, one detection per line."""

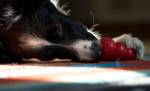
xmin=76 ymin=52 xmax=101 ymax=63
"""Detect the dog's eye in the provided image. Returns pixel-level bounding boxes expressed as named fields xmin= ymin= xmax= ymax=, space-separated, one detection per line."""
xmin=47 ymin=24 xmax=63 ymax=38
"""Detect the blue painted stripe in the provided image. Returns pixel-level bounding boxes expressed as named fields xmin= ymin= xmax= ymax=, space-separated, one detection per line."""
xmin=72 ymin=62 xmax=130 ymax=68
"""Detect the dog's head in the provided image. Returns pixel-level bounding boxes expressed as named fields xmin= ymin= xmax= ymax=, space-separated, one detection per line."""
xmin=2 ymin=0 xmax=101 ymax=62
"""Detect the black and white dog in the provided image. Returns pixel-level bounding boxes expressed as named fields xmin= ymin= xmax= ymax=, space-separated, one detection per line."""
xmin=0 ymin=0 xmax=144 ymax=62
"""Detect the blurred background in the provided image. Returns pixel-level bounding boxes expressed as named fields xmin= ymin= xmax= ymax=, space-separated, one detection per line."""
xmin=63 ymin=0 xmax=150 ymax=55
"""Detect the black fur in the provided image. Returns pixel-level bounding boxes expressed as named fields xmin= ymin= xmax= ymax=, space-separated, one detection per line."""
xmin=0 ymin=0 xmax=101 ymax=62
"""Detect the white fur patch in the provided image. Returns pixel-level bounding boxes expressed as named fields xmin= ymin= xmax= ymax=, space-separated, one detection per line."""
xmin=19 ymin=34 xmax=52 ymax=50
xmin=3 ymin=6 xmax=22 ymax=29
xmin=49 ymin=0 xmax=70 ymax=15
xmin=86 ymin=27 xmax=101 ymax=40
xmin=70 ymin=40 xmax=94 ymax=61
xmin=3 ymin=6 xmax=15 ymax=17
xmin=3 ymin=6 xmax=21 ymax=21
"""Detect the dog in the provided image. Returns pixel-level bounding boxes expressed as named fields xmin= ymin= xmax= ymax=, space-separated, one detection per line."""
xmin=0 ymin=0 xmax=144 ymax=62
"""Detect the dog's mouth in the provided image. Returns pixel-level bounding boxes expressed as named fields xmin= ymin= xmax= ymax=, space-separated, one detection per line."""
xmin=70 ymin=40 xmax=101 ymax=62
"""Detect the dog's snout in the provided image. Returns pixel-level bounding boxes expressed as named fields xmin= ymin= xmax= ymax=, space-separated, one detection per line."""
xmin=90 ymin=41 xmax=101 ymax=60
xmin=91 ymin=41 xmax=100 ymax=52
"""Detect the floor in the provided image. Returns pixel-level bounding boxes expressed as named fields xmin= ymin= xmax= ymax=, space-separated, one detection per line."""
xmin=0 ymin=59 xmax=150 ymax=91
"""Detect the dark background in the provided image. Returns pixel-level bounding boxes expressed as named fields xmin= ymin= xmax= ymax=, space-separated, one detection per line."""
xmin=63 ymin=0 xmax=150 ymax=54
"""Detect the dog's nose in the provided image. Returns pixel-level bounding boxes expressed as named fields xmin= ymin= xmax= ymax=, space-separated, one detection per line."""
xmin=90 ymin=41 xmax=101 ymax=60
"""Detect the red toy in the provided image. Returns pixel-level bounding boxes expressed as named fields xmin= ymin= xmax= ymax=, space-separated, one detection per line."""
xmin=101 ymin=37 xmax=135 ymax=61
xmin=101 ymin=37 xmax=116 ymax=60
xmin=124 ymin=48 xmax=135 ymax=60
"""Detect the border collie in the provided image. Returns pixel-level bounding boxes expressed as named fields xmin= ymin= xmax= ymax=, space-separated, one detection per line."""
xmin=0 ymin=0 xmax=144 ymax=62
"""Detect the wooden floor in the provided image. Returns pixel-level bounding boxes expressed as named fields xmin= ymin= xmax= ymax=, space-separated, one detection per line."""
xmin=0 ymin=58 xmax=150 ymax=91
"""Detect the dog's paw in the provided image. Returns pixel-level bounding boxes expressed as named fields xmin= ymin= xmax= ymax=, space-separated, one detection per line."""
xmin=113 ymin=34 xmax=145 ymax=59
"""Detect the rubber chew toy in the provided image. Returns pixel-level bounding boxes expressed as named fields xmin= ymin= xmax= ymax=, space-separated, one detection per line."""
xmin=101 ymin=37 xmax=135 ymax=61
